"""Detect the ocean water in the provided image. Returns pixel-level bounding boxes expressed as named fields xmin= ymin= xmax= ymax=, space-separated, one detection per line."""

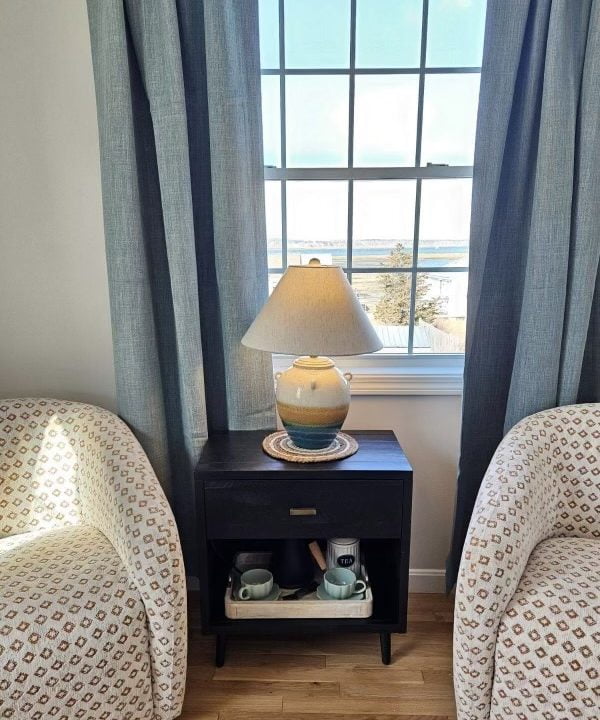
xmin=269 ymin=244 xmax=468 ymax=268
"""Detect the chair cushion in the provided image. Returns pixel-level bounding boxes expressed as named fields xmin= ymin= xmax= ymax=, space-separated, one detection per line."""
xmin=0 ymin=525 xmax=154 ymax=719
xmin=492 ymin=537 xmax=600 ymax=719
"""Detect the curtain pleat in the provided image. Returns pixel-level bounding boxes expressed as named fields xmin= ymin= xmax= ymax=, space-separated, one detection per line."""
xmin=447 ymin=0 xmax=600 ymax=589
xmin=87 ymin=0 xmax=276 ymax=573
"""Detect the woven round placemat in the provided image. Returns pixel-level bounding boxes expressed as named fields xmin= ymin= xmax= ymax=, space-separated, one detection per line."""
xmin=262 ymin=431 xmax=358 ymax=463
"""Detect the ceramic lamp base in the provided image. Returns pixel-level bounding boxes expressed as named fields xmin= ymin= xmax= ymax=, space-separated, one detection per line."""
xmin=275 ymin=356 xmax=352 ymax=450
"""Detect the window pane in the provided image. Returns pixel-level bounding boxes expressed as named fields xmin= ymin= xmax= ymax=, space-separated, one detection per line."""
xmin=427 ymin=0 xmax=486 ymax=68
xmin=265 ymin=181 xmax=282 ymax=268
xmin=287 ymin=181 xmax=348 ymax=266
xmin=354 ymin=75 xmax=419 ymax=166
xmin=415 ymin=271 xmax=467 ymax=352
xmin=352 ymin=273 xmax=410 ymax=352
xmin=285 ymin=0 xmax=350 ymax=69
xmin=286 ymin=75 xmax=349 ymax=167
xmin=261 ymin=76 xmax=281 ymax=167
xmin=420 ymin=73 xmax=480 ymax=165
xmin=356 ymin=0 xmax=422 ymax=68
xmin=259 ymin=0 xmax=279 ymax=68
xmin=419 ymin=179 xmax=471 ymax=267
xmin=352 ymin=180 xmax=415 ymax=268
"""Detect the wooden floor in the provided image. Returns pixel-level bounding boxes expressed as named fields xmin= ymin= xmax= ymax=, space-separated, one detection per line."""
xmin=182 ymin=594 xmax=456 ymax=720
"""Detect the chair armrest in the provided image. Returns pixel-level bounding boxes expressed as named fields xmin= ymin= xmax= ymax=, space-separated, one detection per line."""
xmin=75 ymin=414 xmax=186 ymax=720
xmin=454 ymin=419 xmax=560 ymax=720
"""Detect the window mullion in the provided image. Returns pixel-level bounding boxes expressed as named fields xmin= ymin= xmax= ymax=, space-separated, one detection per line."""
xmin=261 ymin=67 xmax=481 ymax=75
xmin=414 ymin=0 xmax=428 ymax=168
xmin=346 ymin=0 xmax=357 ymax=282
xmin=408 ymin=0 xmax=429 ymax=354
xmin=264 ymin=166 xmax=473 ymax=181
xmin=408 ymin=180 xmax=421 ymax=354
xmin=279 ymin=0 xmax=287 ymax=270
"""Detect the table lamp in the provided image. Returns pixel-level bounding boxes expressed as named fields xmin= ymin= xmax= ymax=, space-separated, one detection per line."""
xmin=242 ymin=259 xmax=382 ymax=455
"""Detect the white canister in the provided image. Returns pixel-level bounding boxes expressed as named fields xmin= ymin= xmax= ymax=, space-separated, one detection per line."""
xmin=326 ymin=538 xmax=360 ymax=577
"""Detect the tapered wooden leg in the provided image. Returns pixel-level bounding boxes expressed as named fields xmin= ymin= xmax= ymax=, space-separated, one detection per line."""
xmin=215 ymin=634 xmax=227 ymax=667
xmin=380 ymin=632 xmax=391 ymax=665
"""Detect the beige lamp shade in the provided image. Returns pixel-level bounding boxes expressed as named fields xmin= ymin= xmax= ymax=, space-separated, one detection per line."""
xmin=242 ymin=262 xmax=383 ymax=356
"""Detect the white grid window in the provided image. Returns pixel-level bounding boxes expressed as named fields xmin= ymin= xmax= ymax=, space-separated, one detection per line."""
xmin=259 ymin=0 xmax=486 ymax=354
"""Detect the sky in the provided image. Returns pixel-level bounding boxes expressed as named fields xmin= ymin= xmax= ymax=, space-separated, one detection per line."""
xmin=259 ymin=0 xmax=486 ymax=70
xmin=259 ymin=0 xmax=486 ymax=252
xmin=265 ymin=178 xmax=473 ymax=248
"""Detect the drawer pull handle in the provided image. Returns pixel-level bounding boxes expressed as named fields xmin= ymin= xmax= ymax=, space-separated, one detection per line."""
xmin=289 ymin=507 xmax=317 ymax=517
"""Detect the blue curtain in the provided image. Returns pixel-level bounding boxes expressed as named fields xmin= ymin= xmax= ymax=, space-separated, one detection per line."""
xmin=447 ymin=0 xmax=600 ymax=588
xmin=87 ymin=0 xmax=276 ymax=573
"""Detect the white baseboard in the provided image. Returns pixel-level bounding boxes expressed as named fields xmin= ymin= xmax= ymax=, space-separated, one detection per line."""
xmin=409 ymin=568 xmax=446 ymax=593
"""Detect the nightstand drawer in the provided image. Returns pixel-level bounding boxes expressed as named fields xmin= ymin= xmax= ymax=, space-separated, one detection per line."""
xmin=204 ymin=479 xmax=404 ymax=539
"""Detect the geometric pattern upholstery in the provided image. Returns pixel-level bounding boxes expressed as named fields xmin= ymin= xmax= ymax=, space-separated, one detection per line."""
xmin=495 ymin=537 xmax=600 ymax=719
xmin=0 ymin=525 xmax=153 ymax=719
xmin=0 ymin=399 xmax=187 ymax=719
xmin=0 ymin=403 xmax=82 ymax=536
xmin=454 ymin=404 xmax=600 ymax=720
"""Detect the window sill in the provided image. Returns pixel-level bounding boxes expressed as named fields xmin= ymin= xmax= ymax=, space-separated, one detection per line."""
xmin=272 ymin=354 xmax=464 ymax=396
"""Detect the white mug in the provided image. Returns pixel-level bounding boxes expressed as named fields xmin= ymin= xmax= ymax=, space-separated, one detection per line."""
xmin=238 ymin=569 xmax=273 ymax=600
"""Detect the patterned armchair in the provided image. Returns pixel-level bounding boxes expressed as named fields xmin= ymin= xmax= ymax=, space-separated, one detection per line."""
xmin=0 ymin=399 xmax=187 ymax=719
xmin=454 ymin=404 xmax=600 ymax=720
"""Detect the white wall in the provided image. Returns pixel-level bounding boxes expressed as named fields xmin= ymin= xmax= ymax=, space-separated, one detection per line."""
xmin=0 ymin=0 xmax=116 ymax=411
xmin=0 ymin=0 xmax=461 ymax=588
xmin=346 ymin=395 xmax=461 ymax=591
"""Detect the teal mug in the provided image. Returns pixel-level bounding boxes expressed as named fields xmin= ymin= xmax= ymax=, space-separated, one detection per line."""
xmin=323 ymin=567 xmax=366 ymax=600
xmin=238 ymin=569 xmax=273 ymax=600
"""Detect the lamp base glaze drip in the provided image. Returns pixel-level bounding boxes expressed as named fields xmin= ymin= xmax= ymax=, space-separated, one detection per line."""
xmin=275 ymin=356 xmax=352 ymax=450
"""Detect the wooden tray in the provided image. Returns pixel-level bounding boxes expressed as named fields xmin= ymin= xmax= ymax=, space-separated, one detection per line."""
xmin=224 ymin=561 xmax=373 ymax=620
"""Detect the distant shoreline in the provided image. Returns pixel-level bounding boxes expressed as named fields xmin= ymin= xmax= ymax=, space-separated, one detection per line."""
xmin=268 ymin=243 xmax=468 ymax=268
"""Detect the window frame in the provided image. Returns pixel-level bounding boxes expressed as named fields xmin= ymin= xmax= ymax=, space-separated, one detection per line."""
xmin=262 ymin=0 xmax=480 ymax=376
xmin=272 ymin=351 xmax=464 ymax=395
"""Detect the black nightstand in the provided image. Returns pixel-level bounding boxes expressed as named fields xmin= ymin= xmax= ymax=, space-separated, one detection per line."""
xmin=194 ymin=430 xmax=412 ymax=666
